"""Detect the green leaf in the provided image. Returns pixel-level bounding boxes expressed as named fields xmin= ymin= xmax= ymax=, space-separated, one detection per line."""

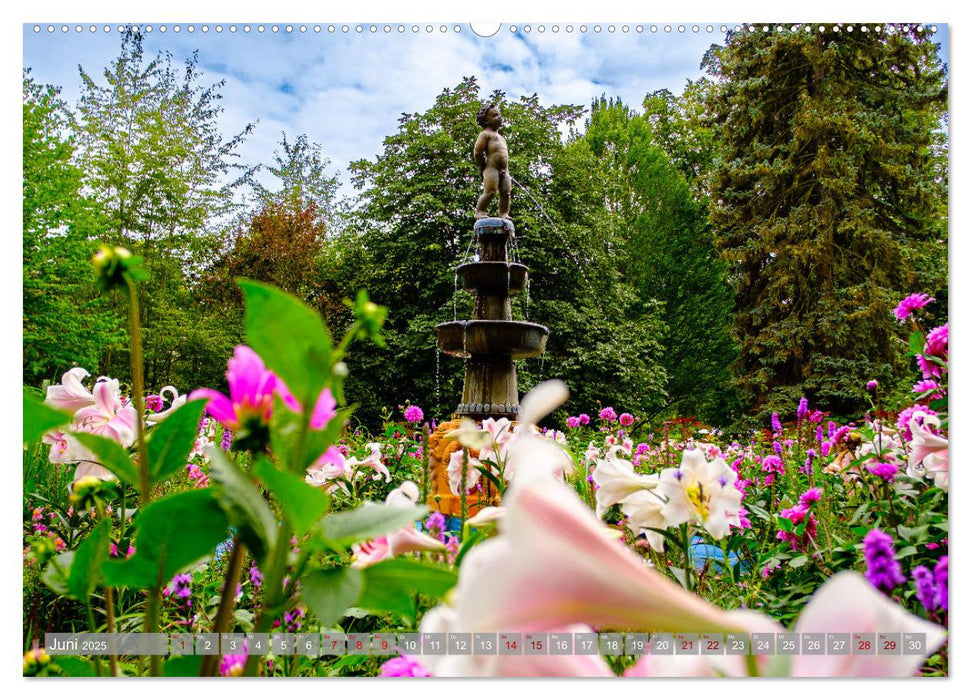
xmin=896 ymin=545 xmax=918 ymax=559
xmin=454 ymin=529 xmax=484 ymax=567
xmin=317 ymin=502 xmax=428 ymax=548
xmin=163 ymin=655 xmax=204 ymax=677
xmin=776 ymin=516 xmax=794 ymax=533
xmin=789 ymin=555 xmax=808 ymax=568
xmin=102 ymin=489 xmax=229 ymax=589
xmin=23 ymin=392 xmax=72 ymax=443
xmin=206 ymin=447 xmax=277 ymax=562
xmin=301 ymin=406 xmax=355 ymax=472
xmin=239 ymin=279 xmax=333 ymax=406
xmin=357 ymin=559 xmax=456 ymax=619
xmin=53 ymin=657 xmax=97 ymax=677
xmin=41 ymin=551 xmax=74 ymax=596
xmin=147 ymin=399 xmax=206 ymax=482
xmin=473 ymin=464 xmax=505 ymax=493
xmin=909 ymin=330 xmax=926 ymax=355
xmin=300 ymin=567 xmax=364 ymax=627
xmin=254 ymin=458 xmax=329 ymax=536
xmin=73 ymin=433 xmax=139 ymax=484
xmin=67 ymin=519 xmax=110 ymax=600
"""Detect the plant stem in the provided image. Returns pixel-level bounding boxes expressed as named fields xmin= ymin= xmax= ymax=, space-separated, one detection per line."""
xmin=681 ymin=523 xmax=694 ymax=592
xmin=86 ymin=604 xmax=103 ymax=677
xmin=125 ymin=278 xmax=151 ymax=506
xmin=243 ymin=519 xmax=292 ymax=677
xmin=200 ymin=536 xmax=247 ymax=676
xmin=420 ymin=424 xmax=430 ymax=504
xmin=460 ymin=448 xmax=469 ymax=531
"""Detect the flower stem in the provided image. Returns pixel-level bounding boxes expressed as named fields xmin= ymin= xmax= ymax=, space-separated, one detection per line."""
xmin=200 ymin=535 xmax=247 ymax=676
xmin=460 ymin=448 xmax=469 ymax=531
xmin=125 ymin=278 xmax=151 ymax=506
xmin=681 ymin=523 xmax=694 ymax=592
xmin=243 ymin=519 xmax=292 ymax=677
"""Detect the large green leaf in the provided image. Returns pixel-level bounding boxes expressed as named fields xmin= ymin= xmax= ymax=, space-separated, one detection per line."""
xmin=205 ymin=447 xmax=277 ymax=562
xmin=357 ymin=559 xmax=457 ymax=619
xmin=102 ymin=489 xmax=229 ymax=589
xmin=238 ymin=279 xmax=332 ymax=407
xmin=300 ymin=566 xmax=364 ymax=627
xmin=23 ymin=393 xmax=71 ymax=443
xmin=41 ymin=551 xmax=74 ymax=596
xmin=147 ymin=399 xmax=207 ymax=482
xmin=317 ymin=502 xmax=428 ymax=548
xmin=68 ymin=518 xmax=111 ymax=600
xmin=254 ymin=458 xmax=329 ymax=536
xmin=73 ymin=433 xmax=139 ymax=485
xmin=163 ymin=656 xmax=204 ymax=677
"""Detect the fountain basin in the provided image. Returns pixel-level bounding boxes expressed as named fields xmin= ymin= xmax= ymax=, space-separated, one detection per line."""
xmin=436 ymin=320 xmax=549 ymax=359
xmin=456 ymin=262 xmax=528 ymax=295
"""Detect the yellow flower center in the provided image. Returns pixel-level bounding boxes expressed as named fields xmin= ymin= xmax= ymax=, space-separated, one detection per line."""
xmin=685 ymin=482 xmax=710 ymax=520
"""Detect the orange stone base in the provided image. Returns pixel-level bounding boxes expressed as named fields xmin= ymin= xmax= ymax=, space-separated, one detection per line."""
xmin=426 ymin=419 xmax=501 ymax=516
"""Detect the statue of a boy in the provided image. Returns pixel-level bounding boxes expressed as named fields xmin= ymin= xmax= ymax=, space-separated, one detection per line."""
xmin=474 ymin=103 xmax=511 ymax=220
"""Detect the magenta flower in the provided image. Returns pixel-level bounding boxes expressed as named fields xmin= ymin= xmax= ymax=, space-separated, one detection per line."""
xmin=619 ymin=412 xmax=634 ymax=427
xmin=893 ymin=293 xmax=934 ymax=322
xmin=599 ymin=407 xmax=617 ymax=423
xmin=578 ymin=414 xmax=591 ymax=426
xmin=799 ymin=487 xmax=822 ymax=507
xmin=925 ymin=323 xmax=948 ymax=359
xmin=567 ymin=416 xmax=580 ymax=429
xmin=913 ymin=379 xmax=939 ymax=394
xmin=911 ymin=566 xmax=937 ymax=613
xmin=867 ymin=462 xmax=899 ymax=483
xmin=771 ymin=412 xmax=782 ymax=434
xmin=380 ymin=655 xmax=432 ymax=677
xmin=796 ymin=397 xmax=809 ymax=420
xmin=866 ymin=380 xmax=879 ymax=392
xmin=403 ymin=405 xmax=424 ymax=424
xmin=189 ymin=346 xmax=293 ymax=431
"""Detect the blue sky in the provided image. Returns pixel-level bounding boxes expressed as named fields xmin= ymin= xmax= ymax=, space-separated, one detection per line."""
xmin=20 ymin=23 xmax=744 ymax=195
xmin=21 ymin=22 xmax=950 ymax=198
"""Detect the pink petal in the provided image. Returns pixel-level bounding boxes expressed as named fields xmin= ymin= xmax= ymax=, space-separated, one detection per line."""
xmin=791 ymin=572 xmax=947 ymax=677
xmin=310 ymin=388 xmax=337 ymax=430
xmin=388 ymin=527 xmax=446 ymax=556
xmin=455 ymin=475 xmax=740 ymax=634
xmin=226 ymin=345 xmax=268 ymax=406
xmin=188 ymin=388 xmax=237 ymax=427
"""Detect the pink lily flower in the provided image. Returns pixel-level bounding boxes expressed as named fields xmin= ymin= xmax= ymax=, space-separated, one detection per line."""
xmin=448 ymin=455 xmax=742 ymax=634
xmin=788 ymin=571 xmax=946 ymax=677
xmin=72 ymin=378 xmax=138 ymax=448
xmin=351 ymin=481 xmax=445 ymax=568
xmin=907 ymin=415 xmax=948 ymax=490
xmin=44 ymin=367 xmax=96 ymax=415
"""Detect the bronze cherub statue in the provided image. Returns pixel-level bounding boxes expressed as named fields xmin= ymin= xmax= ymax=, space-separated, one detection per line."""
xmin=473 ymin=103 xmax=511 ymax=220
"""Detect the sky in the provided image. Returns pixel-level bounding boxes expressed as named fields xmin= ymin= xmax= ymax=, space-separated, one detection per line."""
xmin=20 ymin=23 xmax=747 ymax=197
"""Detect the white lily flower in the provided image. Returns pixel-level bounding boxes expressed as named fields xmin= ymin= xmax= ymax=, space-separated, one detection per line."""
xmin=592 ymin=455 xmax=657 ymax=518
xmin=657 ymin=449 xmax=743 ymax=540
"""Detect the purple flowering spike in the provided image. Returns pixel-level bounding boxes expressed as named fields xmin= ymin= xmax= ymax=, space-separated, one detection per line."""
xmin=911 ymin=566 xmax=937 ymax=613
xmin=863 ymin=529 xmax=907 ymax=595
xmin=934 ymin=556 xmax=948 ymax=611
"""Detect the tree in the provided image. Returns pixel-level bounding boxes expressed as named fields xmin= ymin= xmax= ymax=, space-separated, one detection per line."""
xmin=252 ymin=132 xmax=341 ymax=229
xmin=71 ymin=29 xmax=255 ymax=390
xmin=584 ymin=97 xmax=737 ymax=423
xmin=337 ymin=78 xmax=668 ymax=426
xmin=704 ymin=25 xmax=947 ymax=420
xmin=23 ymin=72 xmax=124 ymax=384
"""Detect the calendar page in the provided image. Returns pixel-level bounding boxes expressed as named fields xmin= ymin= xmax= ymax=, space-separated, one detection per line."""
xmin=22 ymin=19 xmax=948 ymax=681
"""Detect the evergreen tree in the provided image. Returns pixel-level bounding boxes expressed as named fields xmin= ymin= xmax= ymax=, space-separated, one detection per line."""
xmin=584 ymin=97 xmax=737 ymax=423
xmin=704 ymin=25 xmax=947 ymax=419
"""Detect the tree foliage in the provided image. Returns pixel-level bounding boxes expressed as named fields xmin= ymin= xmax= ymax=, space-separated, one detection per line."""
xmin=704 ymin=25 xmax=948 ymax=419
xmin=584 ymin=97 xmax=737 ymax=423
xmin=23 ymin=71 xmax=124 ymax=384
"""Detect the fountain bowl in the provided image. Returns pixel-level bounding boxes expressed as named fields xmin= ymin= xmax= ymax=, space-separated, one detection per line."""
xmin=456 ymin=262 xmax=528 ymax=295
xmin=436 ymin=320 xmax=549 ymax=359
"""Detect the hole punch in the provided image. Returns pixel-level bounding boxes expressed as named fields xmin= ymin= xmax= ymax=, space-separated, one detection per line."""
xmin=469 ymin=23 xmax=500 ymax=37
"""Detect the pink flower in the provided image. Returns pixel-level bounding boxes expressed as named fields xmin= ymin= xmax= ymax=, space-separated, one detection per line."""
xmin=924 ymin=323 xmax=948 ymax=359
xmin=403 ymin=405 xmax=424 ymax=424
xmin=72 ymin=378 xmax=138 ymax=447
xmin=893 ymin=293 xmax=934 ymax=322
xmin=351 ymin=481 xmax=445 ymax=568
xmin=599 ymin=407 xmax=617 ymax=422
xmin=619 ymin=412 xmax=634 ymax=427
xmin=190 ymin=346 xmax=292 ymax=430
xmin=907 ymin=415 xmax=948 ymax=490
xmin=916 ymin=354 xmax=942 ymax=380
xmin=44 ymin=367 xmax=95 ymax=414
xmin=380 ymin=655 xmax=432 ymax=677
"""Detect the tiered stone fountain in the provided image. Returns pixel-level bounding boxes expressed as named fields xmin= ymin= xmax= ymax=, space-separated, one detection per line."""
xmin=428 ymin=217 xmax=549 ymax=514
xmin=426 ymin=103 xmax=549 ymax=515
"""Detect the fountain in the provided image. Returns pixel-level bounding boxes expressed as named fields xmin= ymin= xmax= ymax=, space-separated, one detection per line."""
xmin=426 ymin=103 xmax=550 ymax=515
